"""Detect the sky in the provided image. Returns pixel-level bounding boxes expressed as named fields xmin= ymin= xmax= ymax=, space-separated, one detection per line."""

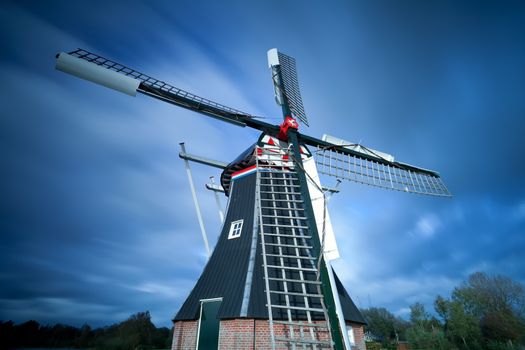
xmin=1 ymin=0 xmax=524 ymax=328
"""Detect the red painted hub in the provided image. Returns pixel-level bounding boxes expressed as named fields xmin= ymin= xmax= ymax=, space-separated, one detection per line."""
xmin=277 ymin=116 xmax=298 ymax=141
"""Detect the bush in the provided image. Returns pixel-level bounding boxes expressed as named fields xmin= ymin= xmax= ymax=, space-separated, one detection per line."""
xmin=365 ymin=341 xmax=382 ymax=350
xmin=485 ymin=340 xmax=520 ymax=350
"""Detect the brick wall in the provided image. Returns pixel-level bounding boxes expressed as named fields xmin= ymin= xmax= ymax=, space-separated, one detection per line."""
xmin=172 ymin=318 xmax=352 ymax=349
xmin=217 ymin=319 xmax=282 ymax=349
xmin=348 ymin=322 xmax=366 ymax=350
xmin=172 ymin=320 xmax=198 ymax=350
xmin=219 ymin=319 xmax=255 ymax=349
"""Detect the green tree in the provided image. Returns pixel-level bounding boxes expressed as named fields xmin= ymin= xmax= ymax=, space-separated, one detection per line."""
xmin=76 ymin=323 xmax=92 ymax=347
xmin=360 ymin=307 xmax=408 ymax=344
xmin=452 ymin=272 xmax=525 ymax=319
xmin=480 ymin=308 xmax=525 ymax=346
xmin=0 ymin=310 xmax=172 ymax=350
xmin=435 ymin=296 xmax=482 ymax=349
xmin=410 ymin=302 xmax=430 ymax=325
xmin=406 ymin=302 xmax=451 ymax=350
xmin=406 ymin=324 xmax=449 ymax=350
xmin=117 ymin=311 xmax=157 ymax=349
xmin=435 ymin=272 xmax=525 ymax=349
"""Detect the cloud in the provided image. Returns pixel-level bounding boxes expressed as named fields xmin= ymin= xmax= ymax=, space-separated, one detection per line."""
xmin=129 ymin=282 xmax=184 ymax=299
xmin=410 ymin=214 xmax=442 ymax=239
xmin=512 ymin=200 xmax=525 ymax=222
xmin=333 ymin=193 xmax=525 ymax=318
xmin=0 ymin=3 xmax=260 ymax=327
xmin=0 ymin=297 xmax=117 ymax=326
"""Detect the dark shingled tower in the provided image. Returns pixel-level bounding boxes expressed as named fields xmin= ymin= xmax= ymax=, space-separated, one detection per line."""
xmin=175 ymin=143 xmax=365 ymax=324
xmin=172 ymin=139 xmax=367 ymax=349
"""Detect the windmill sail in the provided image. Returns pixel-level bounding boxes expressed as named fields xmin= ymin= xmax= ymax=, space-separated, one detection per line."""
xmin=310 ymin=134 xmax=451 ymax=197
xmin=56 ymin=49 xmax=254 ymax=127
xmin=55 ymin=47 xmax=452 ymax=200
xmin=268 ymin=49 xmax=309 ymax=126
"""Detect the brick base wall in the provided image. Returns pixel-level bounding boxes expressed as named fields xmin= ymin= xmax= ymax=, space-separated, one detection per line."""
xmin=347 ymin=322 xmax=366 ymax=350
xmin=219 ymin=319 xmax=255 ymax=349
xmin=172 ymin=320 xmax=198 ymax=350
xmin=172 ymin=318 xmax=357 ymax=350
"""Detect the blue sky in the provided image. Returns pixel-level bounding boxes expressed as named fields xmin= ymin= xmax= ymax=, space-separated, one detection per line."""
xmin=1 ymin=0 xmax=524 ymax=328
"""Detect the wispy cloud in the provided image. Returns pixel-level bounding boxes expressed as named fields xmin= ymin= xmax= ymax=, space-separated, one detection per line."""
xmin=410 ymin=214 xmax=442 ymax=239
xmin=512 ymin=200 xmax=525 ymax=222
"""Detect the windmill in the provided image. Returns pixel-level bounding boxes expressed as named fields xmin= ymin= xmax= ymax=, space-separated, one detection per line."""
xmin=55 ymin=48 xmax=451 ymax=350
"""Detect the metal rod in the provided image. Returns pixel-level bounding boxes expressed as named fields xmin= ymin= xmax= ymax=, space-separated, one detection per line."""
xmin=179 ymin=142 xmax=211 ymax=257
xmin=325 ymin=179 xmax=342 ymax=204
xmin=270 ymin=290 xmax=324 ymax=298
xmin=205 ymin=183 xmax=225 ymax=193
xmin=178 ymin=151 xmax=228 ymax=169
xmin=267 ymin=277 xmax=322 ymax=285
xmin=265 ymin=253 xmax=317 ymax=260
xmin=274 ymin=320 xmax=329 ymax=328
xmin=210 ymin=177 xmax=224 ymax=223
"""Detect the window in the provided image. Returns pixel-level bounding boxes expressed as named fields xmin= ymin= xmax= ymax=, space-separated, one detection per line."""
xmin=228 ymin=219 xmax=244 ymax=239
xmin=346 ymin=325 xmax=355 ymax=346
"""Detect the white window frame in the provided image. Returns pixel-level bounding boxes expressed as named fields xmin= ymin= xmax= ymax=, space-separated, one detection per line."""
xmin=228 ymin=219 xmax=244 ymax=239
xmin=346 ymin=324 xmax=356 ymax=346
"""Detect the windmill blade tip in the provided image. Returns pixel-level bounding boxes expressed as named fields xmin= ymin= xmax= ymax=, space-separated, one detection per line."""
xmin=267 ymin=48 xmax=279 ymax=68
